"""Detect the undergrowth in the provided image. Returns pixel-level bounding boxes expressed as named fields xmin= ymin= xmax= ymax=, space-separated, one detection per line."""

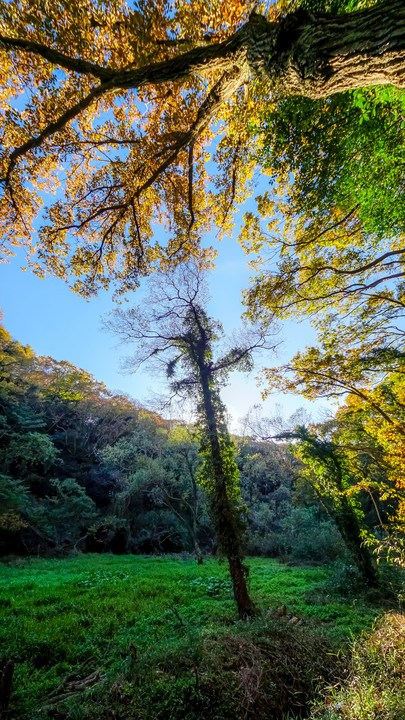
xmin=0 ymin=555 xmax=400 ymax=719
xmin=310 ymin=612 xmax=405 ymax=720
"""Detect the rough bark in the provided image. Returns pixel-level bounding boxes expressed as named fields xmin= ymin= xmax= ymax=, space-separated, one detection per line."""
xmin=262 ymin=0 xmax=405 ymax=98
xmin=198 ymin=365 xmax=255 ymax=618
xmin=2 ymin=1 xmax=405 ymax=98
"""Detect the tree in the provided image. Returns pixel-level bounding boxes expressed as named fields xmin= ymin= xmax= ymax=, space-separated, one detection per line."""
xmin=280 ymin=425 xmax=379 ymax=585
xmin=262 ymin=344 xmax=405 ymax=435
xmin=262 ymin=340 xmax=405 ymax=567
xmin=230 ymin=3 xmax=405 ymax=364
xmin=30 ymin=477 xmax=99 ymax=551
xmin=1 ymin=0 xmax=405 ymax=294
xmin=0 ymin=321 xmax=154 ymax=553
xmin=235 ymin=435 xmax=302 ymax=557
xmin=243 ymin=84 xmax=405 ymax=355
xmin=99 ymin=419 xmax=209 ymax=558
xmin=333 ymin=373 xmax=405 ymax=566
xmin=162 ymin=425 xmax=206 ymax=563
xmin=104 ymin=263 xmax=275 ymax=617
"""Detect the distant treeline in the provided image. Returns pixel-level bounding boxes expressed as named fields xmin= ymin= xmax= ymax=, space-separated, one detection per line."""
xmin=0 ymin=323 xmax=366 ymax=563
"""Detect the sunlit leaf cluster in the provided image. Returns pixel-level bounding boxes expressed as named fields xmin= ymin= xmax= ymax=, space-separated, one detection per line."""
xmin=0 ymin=0 xmax=271 ymax=295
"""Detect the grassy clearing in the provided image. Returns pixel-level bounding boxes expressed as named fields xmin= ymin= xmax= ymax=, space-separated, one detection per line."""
xmin=0 ymin=555 xmax=396 ymax=719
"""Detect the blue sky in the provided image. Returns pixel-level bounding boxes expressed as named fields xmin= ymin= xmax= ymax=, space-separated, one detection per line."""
xmin=0 ymin=215 xmax=328 ymax=431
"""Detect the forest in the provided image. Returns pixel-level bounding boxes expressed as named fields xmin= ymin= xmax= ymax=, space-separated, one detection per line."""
xmin=1 ymin=0 xmax=405 ymax=718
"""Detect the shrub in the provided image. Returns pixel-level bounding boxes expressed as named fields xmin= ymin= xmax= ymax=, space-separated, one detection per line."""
xmin=310 ymin=612 xmax=405 ymax=720
xmin=324 ymin=562 xmax=365 ymax=597
xmin=279 ymin=507 xmax=345 ymax=564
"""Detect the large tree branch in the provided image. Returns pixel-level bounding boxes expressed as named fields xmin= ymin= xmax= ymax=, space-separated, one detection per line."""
xmin=2 ymin=2 xmax=405 ymax=109
xmin=289 ymin=250 xmax=405 ymax=292
xmin=133 ymin=67 xmax=248 ymax=199
xmin=290 ymin=366 xmax=405 ymax=436
xmin=3 ymin=1 xmax=405 ymax=182
xmin=107 ymin=1 xmax=405 ymax=97
xmin=301 ymin=249 xmax=405 ymax=280
xmin=281 ymin=206 xmax=361 ymax=249
xmin=3 ymin=64 xmax=247 ymax=234
xmin=0 ymin=21 xmax=251 ymax=87
xmin=187 ymin=143 xmax=195 ymax=231
xmin=257 ymin=264 xmax=405 ymax=315
xmin=3 ymin=81 xmax=111 ymax=185
xmin=105 ymin=29 xmax=251 ymax=88
xmin=0 ymin=35 xmax=115 ymax=79
xmin=292 ymin=273 xmax=405 ymax=306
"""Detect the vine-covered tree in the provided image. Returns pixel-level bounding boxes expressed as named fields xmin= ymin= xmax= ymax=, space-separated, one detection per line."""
xmin=104 ymin=263 xmax=276 ymax=617
xmin=279 ymin=425 xmax=379 ymax=585
xmin=1 ymin=0 xmax=405 ymax=294
xmin=261 ymin=340 xmax=405 ymax=567
xmin=334 ymin=386 xmax=405 ymax=567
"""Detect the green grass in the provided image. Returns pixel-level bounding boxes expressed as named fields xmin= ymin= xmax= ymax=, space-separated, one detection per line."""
xmin=310 ymin=612 xmax=405 ymax=720
xmin=0 ymin=555 xmax=393 ymax=719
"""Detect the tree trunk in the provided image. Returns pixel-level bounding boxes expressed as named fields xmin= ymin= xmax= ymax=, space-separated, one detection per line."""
xmin=198 ymin=367 xmax=255 ymax=618
xmin=82 ymin=0 xmax=405 ymax=97
xmin=311 ymin=480 xmax=379 ymax=586
xmin=328 ymin=457 xmax=379 ymax=587
xmin=4 ymin=1 xmax=405 ymax=98
xmin=3 ymin=0 xmax=405 ymax=224
xmin=247 ymin=0 xmax=405 ymax=98
xmin=336 ymin=496 xmax=379 ymax=587
xmin=189 ymin=458 xmax=204 ymax=565
xmin=303 ymin=436 xmax=380 ymax=587
xmin=194 ymin=537 xmax=204 ymax=565
xmin=80 ymin=1 xmax=405 ymax=98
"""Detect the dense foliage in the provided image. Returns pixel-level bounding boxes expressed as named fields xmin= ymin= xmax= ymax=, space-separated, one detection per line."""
xmin=310 ymin=612 xmax=405 ymax=720
xmin=4 ymin=318 xmax=402 ymax=580
xmin=0 ymin=322 xmax=312 ymax=563
xmin=1 ymin=0 xmax=404 ymax=294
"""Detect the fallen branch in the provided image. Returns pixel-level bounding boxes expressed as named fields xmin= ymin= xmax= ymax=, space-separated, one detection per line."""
xmin=41 ymin=667 xmax=103 ymax=708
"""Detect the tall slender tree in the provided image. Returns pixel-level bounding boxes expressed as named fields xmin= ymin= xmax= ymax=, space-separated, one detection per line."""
xmin=280 ymin=426 xmax=379 ymax=586
xmin=104 ymin=263 xmax=276 ymax=617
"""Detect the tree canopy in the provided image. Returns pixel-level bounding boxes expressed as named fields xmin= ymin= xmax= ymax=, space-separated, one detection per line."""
xmin=244 ymin=85 xmax=405 ymax=351
xmin=1 ymin=0 xmax=405 ymax=295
